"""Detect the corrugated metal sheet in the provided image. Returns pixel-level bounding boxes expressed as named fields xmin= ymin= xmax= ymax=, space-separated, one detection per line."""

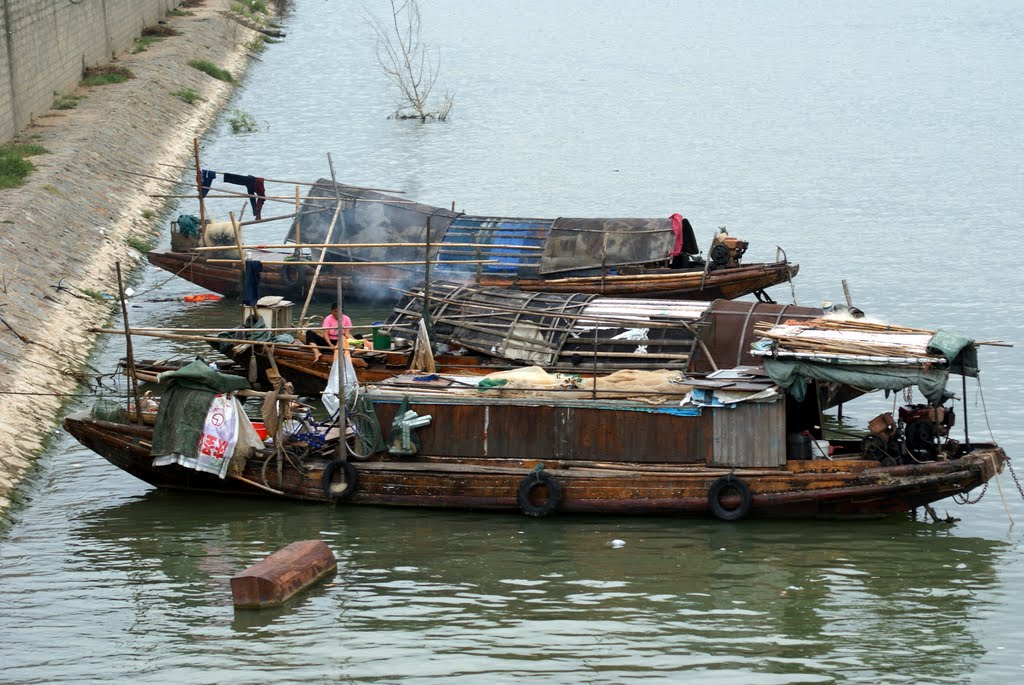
xmin=386 ymin=283 xmax=707 ymax=371
xmin=711 ymin=399 xmax=786 ymax=467
xmin=434 ymin=216 xmax=552 ymax=279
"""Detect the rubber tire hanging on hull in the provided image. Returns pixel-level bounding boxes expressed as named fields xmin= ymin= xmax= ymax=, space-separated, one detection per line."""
xmin=321 ymin=459 xmax=358 ymax=500
xmin=708 ymin=475 xmax=752 ymax=521
xmin=281 ymin=263 xmax=309 ymax=290
xmin=517 ymin=471 xmax=563 ymax=517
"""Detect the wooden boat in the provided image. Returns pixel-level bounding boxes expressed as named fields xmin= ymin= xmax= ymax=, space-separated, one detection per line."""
xmin=210 ymin=288 xmax=827 ymax=397
xmin=147 ymin=181 xmax=798 ymax=303
xmin=67 ymin=318 xmax=1008 ymax=520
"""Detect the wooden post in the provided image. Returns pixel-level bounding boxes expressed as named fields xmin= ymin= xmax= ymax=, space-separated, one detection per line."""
xmin=336 ymin=277 xmax=347 ymax=463
xmin=115 ymin=262 xmax=143 ymax=426
xmin=193 ymin=138 xmax=206 ymax=240
xmin=297 ymin=161 xmax=345 ymax=326
xmin=962 ymin=372 xmax=970 ymax=449
xmin=230 ymin=211 xmax=251 ymax=324
xmin=842 ymin=279 xmax=853 ymax=308
xmin=294 ymin=185 xmax=301 ymax=258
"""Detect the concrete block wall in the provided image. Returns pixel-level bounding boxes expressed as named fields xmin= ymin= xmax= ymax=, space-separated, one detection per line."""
xmin=0 ymin=0 xmax=179 ymax=142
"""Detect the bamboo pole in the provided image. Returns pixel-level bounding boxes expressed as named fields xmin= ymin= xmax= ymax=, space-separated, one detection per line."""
xmin=294 ymin=186 xmax=301 ymax=257
xmin=191 ymin=241 xmax=542 ymax=252
xmin=229 ymin=211 xmax=257 ymax=337
xmin=208 ymin=258 xmax=499 ymax=266
xmin=105 ymin=324 xmax=373 ymax=334
xmin=193 ymin=139 xmax=206 ymax=239
xmin=335 ymin=277 xmax=347 ymax=463
xmin=115 ymin=262 xmax=143 ymax=426
xmin=156 ymin=162 xmax=406 ymax=193
xmin=298 ymin=198 xmax=343 ymax=325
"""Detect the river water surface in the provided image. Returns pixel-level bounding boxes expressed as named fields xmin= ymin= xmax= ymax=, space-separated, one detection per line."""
xmin=3 ymin=1 xmax=1024 ymax=682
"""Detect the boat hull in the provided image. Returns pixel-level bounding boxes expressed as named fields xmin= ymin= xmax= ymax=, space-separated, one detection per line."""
xmin=147 ymin=249 xmax=799 ymax=303
xmin=63 ymin=412 xmax=1005 ymax=520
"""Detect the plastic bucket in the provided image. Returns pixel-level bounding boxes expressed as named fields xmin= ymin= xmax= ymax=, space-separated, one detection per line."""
xmin=811 ymin=439 xmax=831 ymax=460
xmin=372 ymin=322 xmax=391 ymax=350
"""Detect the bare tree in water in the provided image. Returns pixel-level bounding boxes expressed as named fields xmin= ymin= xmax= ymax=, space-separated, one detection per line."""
xmin=368 ymin=0 xmax=453 ymax=122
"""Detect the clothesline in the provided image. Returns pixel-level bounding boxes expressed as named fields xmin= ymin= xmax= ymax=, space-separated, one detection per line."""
xmin=156 ymin=161 xmax=406 ymax=193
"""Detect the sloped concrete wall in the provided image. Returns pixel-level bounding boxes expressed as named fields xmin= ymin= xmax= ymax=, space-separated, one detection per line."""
xmin=0 ymin=0 xmax=178 ymax=142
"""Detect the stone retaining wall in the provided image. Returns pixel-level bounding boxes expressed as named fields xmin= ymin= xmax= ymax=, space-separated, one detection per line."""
xmin=0 ymin=0 xmax=260 ymax=516
xmin=0 ymin=0 xmax=180 ymax=143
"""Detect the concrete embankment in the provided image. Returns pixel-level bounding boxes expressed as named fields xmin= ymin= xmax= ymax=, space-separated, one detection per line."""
xmin=0 ymin=0 xmax=266 ymax=516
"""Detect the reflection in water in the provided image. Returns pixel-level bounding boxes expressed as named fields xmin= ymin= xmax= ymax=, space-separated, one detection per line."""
xmin=59 ymin=493 xmax=1006 ymax=683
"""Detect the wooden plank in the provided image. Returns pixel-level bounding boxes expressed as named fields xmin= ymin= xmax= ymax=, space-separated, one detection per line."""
xmin=712 ymin=400 xmax=786 ymax=468
xmin=231 ymin=540 xmax=337 ymax=609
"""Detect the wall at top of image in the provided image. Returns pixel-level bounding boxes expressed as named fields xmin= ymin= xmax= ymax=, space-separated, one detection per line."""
xmin=0 ymin=0 xmax=179 ymax=142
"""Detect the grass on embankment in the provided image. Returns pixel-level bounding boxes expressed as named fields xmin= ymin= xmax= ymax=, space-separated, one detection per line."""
xmin=0 ymin=142 xmax=48 ymax=189
xmin=189 ymin=60 xmax=236 ymax=83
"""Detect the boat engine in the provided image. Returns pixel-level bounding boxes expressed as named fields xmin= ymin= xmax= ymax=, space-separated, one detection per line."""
xmin=862 ymin=405 xmax=955 ymax=465
xmin=708 ymin=231 xmax=748 ymax=270
xmin=900 ymin=403 xmax=954 ymax=460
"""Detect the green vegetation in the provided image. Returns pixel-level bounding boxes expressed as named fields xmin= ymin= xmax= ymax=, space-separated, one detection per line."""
xmin=126 ymin=235 xmax=156 ymax=253
xmin=3 ymin=143 xmax=47 ymax=157
xmin=0 ymin=155 xmax=34 ymax=189
xmin=244 ymin=35 xmax=267 ymax=53
xmin=172 ymin=87 xmax=201 ymax=104
xmin=167 ymin=8 xmax=193 ymax=17
xmin=228 ymin=108 xmax=258 ymax=134
xmin=132 ymin=35 xmax=163 ymax=53
xmin=0 ymin=142 xmax=47 ymax=189
xmin=42 ymin=184 xmax=62 ymax=196
xmin=53 ymin=93 xmax=83 ymax=110
xmin=80 ymin=288 xmax=112 ymax=304
xmin=141 ymin=209 xmax=156 ymax=220
xmin=233 ymin=0 xmax=269 ymax=18
xmin=188 ymin=60 xmax=235 ymax=83
xmin=80 ymin=66 xmax=134 ymax=87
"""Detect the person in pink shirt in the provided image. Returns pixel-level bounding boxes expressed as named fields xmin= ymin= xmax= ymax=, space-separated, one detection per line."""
xmin=305 ymin=301 xmax=351 ymax=361
xmin=321 ymin=301 xmax=352 ymax=346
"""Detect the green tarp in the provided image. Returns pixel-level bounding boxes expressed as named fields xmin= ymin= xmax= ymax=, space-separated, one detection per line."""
xmin=151 ymin=361 xmax=249 ymax=459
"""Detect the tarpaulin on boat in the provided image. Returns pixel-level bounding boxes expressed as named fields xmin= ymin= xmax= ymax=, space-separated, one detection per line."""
xmin=754 ymin=320 xmax=979 ymax=405
xmin=539 ymin=218 xmax=675 ymax=275
xmin=762 ymin=358 xmax=955 ymax=405
xmin=285 ymin=180 xmax=458 ymax=263
xmin=151 ymin=361 xmax=250 ymax=461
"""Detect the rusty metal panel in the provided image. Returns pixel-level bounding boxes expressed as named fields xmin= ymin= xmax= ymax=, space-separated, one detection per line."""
xmin=372 ymin=401 xmax=488 ymax=458
xmin=566 ymin=406 xmax=712 ymax=463
xmin=692 ymin=300 xmax=824 ymax=373
xmin=711 ymin=400 xmax=786 ymax=467
xmin=482 ymin=404 xmax=572 ymax=459
xmin=540 ymin=218 xmax=675 ymax=274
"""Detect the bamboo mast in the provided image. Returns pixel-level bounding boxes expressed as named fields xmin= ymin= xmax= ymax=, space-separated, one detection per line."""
xmin=115 ymin=262 xmax=143 ymax=426
xmin=335 ymin=277 xmax=347 ymax=463
xmin=297 ymin=155 xmax=345 ymax=326
xmin=193 ymin=139 xmax=206 ymax=240
xmin=293 ymin=186 xmax=301 ymax=258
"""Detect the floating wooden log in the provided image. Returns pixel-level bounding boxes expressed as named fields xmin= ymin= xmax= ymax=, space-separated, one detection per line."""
xmin=230 ymin=540 xmax=337 ymax=610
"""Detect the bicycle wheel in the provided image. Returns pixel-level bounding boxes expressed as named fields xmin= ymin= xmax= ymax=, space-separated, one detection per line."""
xmin=345 ymin=411 xmax=381 ymax=461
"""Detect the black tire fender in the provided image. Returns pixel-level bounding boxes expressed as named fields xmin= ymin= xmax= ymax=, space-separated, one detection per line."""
xmin=708 ymin=474 xmax=752 ymax=521
xmin=516 ymin=470 xmax=563 ymax=517
xmin=321 ymin=459 xmax=358 ymax=500
xmin=281 ymin=263 xmax=309 ymax=288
